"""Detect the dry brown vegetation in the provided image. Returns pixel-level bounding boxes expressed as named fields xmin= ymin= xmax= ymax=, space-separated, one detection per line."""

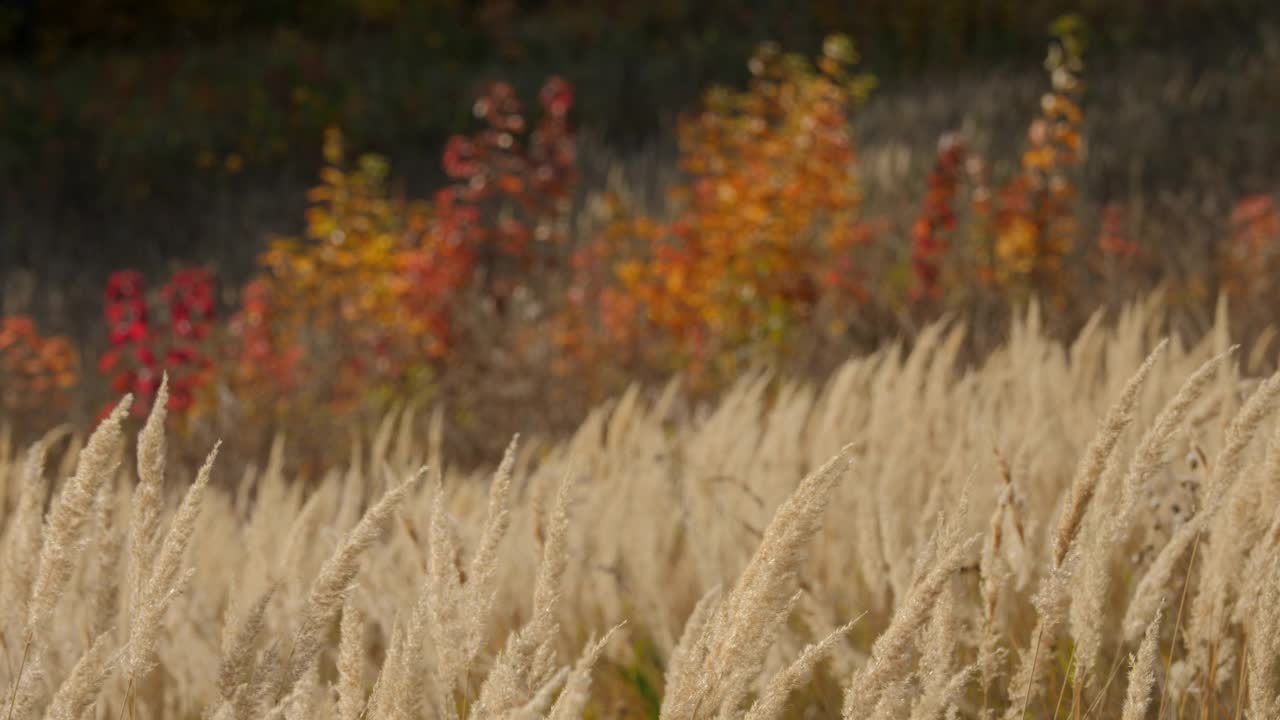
xmin=3 ymin=294 xmax=1280 ymax=718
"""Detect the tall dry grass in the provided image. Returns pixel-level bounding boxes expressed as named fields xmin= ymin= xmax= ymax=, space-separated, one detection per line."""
xmin=1 ymin=295 xmax=1278 ymax=718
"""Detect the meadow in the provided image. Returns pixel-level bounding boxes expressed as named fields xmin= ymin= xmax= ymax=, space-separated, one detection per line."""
xmin=3 ymin=15 xmax=1280 ymax=719
xmin=4 ymin=297 xmax=1280 ymax=718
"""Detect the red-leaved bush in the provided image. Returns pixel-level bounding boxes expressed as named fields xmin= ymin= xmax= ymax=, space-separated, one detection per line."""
xmin=98 ymin=268 xmax=215 ymax=417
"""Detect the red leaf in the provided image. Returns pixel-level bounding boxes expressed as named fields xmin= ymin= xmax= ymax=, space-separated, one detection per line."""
xmin=98 ymin=349 xmax=121 ymax=375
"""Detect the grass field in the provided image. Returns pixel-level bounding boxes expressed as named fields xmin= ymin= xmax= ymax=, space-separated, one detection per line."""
xmin=4 ymin=7 xmax=1280 ymax=719
xmin=3 ymin=295 xmax=1279 ymax=718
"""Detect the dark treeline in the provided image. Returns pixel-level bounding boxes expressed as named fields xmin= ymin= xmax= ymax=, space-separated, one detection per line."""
xmin=3 ymin=0 xmax=1272 ymax=65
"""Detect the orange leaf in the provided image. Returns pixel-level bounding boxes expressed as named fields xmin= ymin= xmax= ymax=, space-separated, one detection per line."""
xmin=497 ymin=175 xmax=525 ymax=194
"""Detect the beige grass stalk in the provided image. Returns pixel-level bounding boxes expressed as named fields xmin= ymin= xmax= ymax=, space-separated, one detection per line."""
xmin=283 ymin=473 xmax=417 ymax=697
xmin=1053 ymin=339 xmax=1166 ymax=568
xmin=506 ymin=667 xmax=569 ymax=720
xmin=1245 ymin=555 xmax=1280 ymax=717
xmin=44 ymin=630 xmax=113 ymax=720
xmin=529 ymin=469 xmax=576 ymax=676
xmin=26 ymin=395 xmax=131 ymax=639
xmin=1124 ymin=371 xmax=1280 ymax=643
xmin=661 ymin=584 xmax=723 ymax=709
xmin=722 ymin=589 xmax=805 ymax=715
xmin=1119 ymin=349 xmax=1236 ymax=521
xmin=1183 ymin=400 xmax=1280 ymax=693
xmin=661 ymin=448 xmax=853 ymax=719
xmin=1 ymin=440 xmax=50 ymax=627
xmin=335 ymin=599 xmax=365 ymax=720
xmin=423 ymin=473 xmax=466 ymax=701
xmin=375 ymin=441 xmax=518 ymax=714
xmin=744 ymin=619 xmax=858 ymax=720
xmin=463 ymin=436 xmax=519 ymax=665
xmin=911 ymin=581 xmax=974 ymax=720
xmin=416 ymin=440 xmax=519 ymax=709
xmin=264 ymin=666 xmax=320 ymax=720
xmin=215 ymin=586 xmax=275 ymax=718
xmin=470 ymin=469 xmax=579 ymax=717
xmin=999 ymin=343 xmax=1164 ymax=714
xmin=843 ymin=531 xmax=980 ymax=719
xmin=978 ymin=469 xmax=1016 ymax=714
xmin=5 ymin=400 xmax=129 ymax=720
xmin=914 ymin=668 xmax=977 ymax=720
xmin=371 ymin=622 xmax=423 ymax=720
xmin=129 ymin=376 xmax=168 ymax=609
xmin=1236 ymin=488 xmax=1280 ymax=627
xmin=125 ymin=442 xmax=219 ymax=685
xmin=707 ymin=450 xmax=854 ymax=716
xmin=361 ymin=621 xmax=404 ymax=719
xmin=90 ymin=481 xmax=122 ymax=639
xmin=1204 ymin=371 xmax=1280 ymax=512
xmin=207 ymin=640 xmax=286 ymax=720
xmin=545 ymin=622 xmax=625 ymax=720
xmin=910 ymin=477 xmax=971 ymax=593
xmin=374 ymin=475 xmax=456 ymax=720
xmin=1070 ymin=348 xmax=1231 ymax=690
xmin=798 ymin=588 xmax=865 ymax=680
xmin=1120 ymin=606 xmax=1163 ymax=720
xmin=1003 ymin=576 xmax=1066 ymax=719
xmin=1 ymin=653 xmax=45 ymax=720
xmin=867 ymin=677 xmax=915 ymax=720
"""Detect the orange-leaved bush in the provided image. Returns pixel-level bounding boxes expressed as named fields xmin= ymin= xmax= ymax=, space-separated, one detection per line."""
xmin=991 ymin=15 xmax=1087 ymax=299
xmin=567 ymin=35 xmax=874 ymax=385
xmin=231 ymin=128 xmax=468 ymax=417
xmin=0 ymin=315 xmax=78 ymax=421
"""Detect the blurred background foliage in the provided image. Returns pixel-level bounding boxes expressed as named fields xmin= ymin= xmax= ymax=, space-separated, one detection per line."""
xmin=2 ymin=0 xmax=1276 ymax=285
xmin=4 ymin=0 xmax=1280 ymax=464
xmin=2 ymin=1 xmax=1274 ymax=270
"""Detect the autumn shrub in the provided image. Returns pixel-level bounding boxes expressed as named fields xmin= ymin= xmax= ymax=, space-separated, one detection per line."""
xmin=439 ymin=76 xmax=577 ymax=305
xmin=1223 ymin=194 xmax=1280 ymax=301
xmin=0 ymin=315 xmax=78 ymax=423
xmin=909 ymin=133 xmax=967 ymax=306
xmin=560 ymin=35 xmax=875 ymax=387
xmin=226 ymin=76 xmax=577 ymax=430
xmin=214 ymin=25 xmax=1278 ymax=431
xmin=989 ymin=17 xmax=1087 ymax=300
xmin=554 ymin=21 xmax=1104 ymax=392
xmin=229 ymin=128 xmax=455 ymax=419
xmin=894 ymin=15 xmax=1091 ymax=312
